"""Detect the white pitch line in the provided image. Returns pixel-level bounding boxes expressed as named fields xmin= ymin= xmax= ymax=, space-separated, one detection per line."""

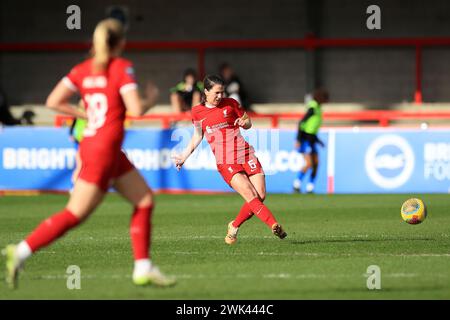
xmin=171 ymin=251 xmax=450 ymax=258
xmin=33 ymin=272 xmax=430 ymax=281
xmin=61 ymin=233 xmax=449 ymax=242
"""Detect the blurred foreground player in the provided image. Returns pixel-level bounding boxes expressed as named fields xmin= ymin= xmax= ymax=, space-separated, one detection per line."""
xmin=3 ymin=19 xmax=175 ymax=289
xmin=172 ymin=75 xmax=287 ymax=245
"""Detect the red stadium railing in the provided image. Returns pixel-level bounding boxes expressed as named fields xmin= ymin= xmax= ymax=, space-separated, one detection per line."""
xmin=54 ymin=110 xmax=450 ymax=129
xmin=2 ymin=36 xmax=450 ymax=104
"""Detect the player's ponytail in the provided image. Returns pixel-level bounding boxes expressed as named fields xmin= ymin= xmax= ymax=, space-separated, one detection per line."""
xmin=201 ymin=75 xmax=225 ymax=104
xmin=92 ymin=19 xmax=125 ymax=72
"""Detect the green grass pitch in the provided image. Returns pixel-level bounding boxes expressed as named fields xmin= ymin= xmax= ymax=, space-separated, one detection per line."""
xmin=0 ymin=193 xmax=449 ymax=299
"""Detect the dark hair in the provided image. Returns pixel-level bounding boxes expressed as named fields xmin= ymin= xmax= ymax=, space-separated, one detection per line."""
xmin=201 ymin=74 xmax=225 ymax=104
xmin=313 ymin=88 xmax=329 ymax=103
xmin=203 ymin=74 xmax=224 ymax=90
xmin=183 ymin=68 xmax=197 ymax=80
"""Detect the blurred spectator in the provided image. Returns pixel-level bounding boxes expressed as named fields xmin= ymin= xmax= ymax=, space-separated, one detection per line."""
xmin=219 ymin=63 xmax=251 ymax=112
xmin=68 ymin=117 xmax=86 ymax=191
xmin=170 ymin=68 xmax=203 ymax=113
xmin=107 ymin=6 xmax=129 ymax=31
xmin=0 ymin=86 xmax=35 ymax=125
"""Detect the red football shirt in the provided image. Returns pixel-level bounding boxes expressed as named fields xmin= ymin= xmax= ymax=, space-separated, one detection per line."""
xmin=63 ymin=57 xmax=137 ymax=151
xmin=191 ymin=98 xmax=254 ymax=165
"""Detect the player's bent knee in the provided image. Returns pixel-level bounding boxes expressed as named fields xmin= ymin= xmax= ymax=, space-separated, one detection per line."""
xmin=137 ymin=190 xmax=154 ymax=208
xmin=69 ymin=207 xmax=94 ymax=222
xmin=244 ymin=188 xmax=259 ymax=202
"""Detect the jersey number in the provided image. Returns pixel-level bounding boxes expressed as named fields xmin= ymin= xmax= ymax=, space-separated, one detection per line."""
xmin=84 ymin=93 xmax=108 ymax=137
xmin=248 ymin=159 xmax=257 ymax=170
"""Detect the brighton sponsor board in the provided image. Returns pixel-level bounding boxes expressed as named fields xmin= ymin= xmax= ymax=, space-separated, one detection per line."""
xmin=0 ymin=127 xmax=319 ymax=193
xmin=332 ymin=128 xmax=450 ymax=193
xmin=0 ymin=127 xmax=448 ymax=193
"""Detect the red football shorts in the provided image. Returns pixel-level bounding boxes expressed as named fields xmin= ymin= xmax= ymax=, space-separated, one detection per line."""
xmin=78 ymin=149 xmax=134 ymax=191
xmin=216 ymin=155 xmax=264 ymax=186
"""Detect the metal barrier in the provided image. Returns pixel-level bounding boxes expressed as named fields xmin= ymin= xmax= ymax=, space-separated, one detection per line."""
xmin=54 ymin=110 xmax=450 ymax=129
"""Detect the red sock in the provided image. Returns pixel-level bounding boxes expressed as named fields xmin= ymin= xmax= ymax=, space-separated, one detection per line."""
xmin=130 ymin=205 xmax=153 ymax=260
xmin=233 ymin=203 xmax=254 ymax=228
xmin=247 ymin=198 xmax=277 ymax=228
xmin=25 ymin=209 xmax=79 ymax=252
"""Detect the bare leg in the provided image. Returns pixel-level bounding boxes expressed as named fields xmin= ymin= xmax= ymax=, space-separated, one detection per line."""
xmin=66 ymin=179 xmax=106 ymax=221
xmin=302 ymin=153 xmax=312 ymax=174
xmin=307 ymin=153 xmax=319 ymax=193
xmin=228 ymin=172 xmax=286 ymax=239
xmin=230 ymin=172 xmax=260 ymax=202
xmin=111 ymin=169 xmax=175 ymax=286
xmin=112 ymin=169 xmax=153 ymax=260
xmin=230 ymin=173 xmax=274 ymax=226
xmin=311 ymin=153 xmax=319 ymax=178
xmin=249 ymin=173 xmax=266 ymax=201
xmin=229 ymin=173 xmax=266 ymax=230
xmin=71 ymin=150 xmax=82 ymax=186
xmin=293 ymin=153 xmax=312 ymax=192
xmin=113 ymin=168 xmax=153 ymax=208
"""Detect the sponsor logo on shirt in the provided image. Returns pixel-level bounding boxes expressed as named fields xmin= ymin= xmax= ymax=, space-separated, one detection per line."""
xmin=82 ymin=76 xmax=107 ymax=89
xmin=205 ymin=122 xmax=229 ymax=134
xmin=126 ymin=67 xmax=135 ymax=79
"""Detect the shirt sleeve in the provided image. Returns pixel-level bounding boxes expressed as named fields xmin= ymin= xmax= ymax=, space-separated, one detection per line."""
xmin=170 ymin=82 xmax=184 ymax=93
xmin=118 ymin=62 xmax=138 ymax=95
xmin=191 ymin=108 xmax=195 ymax=123
xmin=190 ymin=108 xmax=204 ymax=133
xmin=191 ymin=108 xmax=198 ymax=124
xmin=62 ymin=66 xmax=80 ymax=92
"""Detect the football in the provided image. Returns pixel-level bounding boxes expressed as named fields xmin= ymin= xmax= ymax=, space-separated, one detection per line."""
xmin=401 ymin=198 xmax=427 ymax=224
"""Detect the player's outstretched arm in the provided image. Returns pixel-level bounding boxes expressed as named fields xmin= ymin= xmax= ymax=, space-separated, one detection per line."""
xmin=172 ymin=125 xmax=204 ymax=171
xmin=122 ymin=83 xmax=159 ymax=117
xmin=46 ymin=80 xmax=87 ymax=119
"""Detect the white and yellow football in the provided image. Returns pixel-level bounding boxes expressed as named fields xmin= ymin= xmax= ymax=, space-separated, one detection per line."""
xmin=401 ymin=198 xmax=427 ymax=224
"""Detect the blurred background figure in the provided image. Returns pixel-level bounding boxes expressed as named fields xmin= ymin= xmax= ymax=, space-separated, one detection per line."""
xmin=0 ymin=86 xmax=35 ymax=126
xmin=170 ymin=68 xmax=203 ymax=113
xmin=68 ymin=101 xmax=87 ymax=191
xmin=106 ymin=5 xmax=129 ymax=31
xmin=293 ymin=88 xmax=329 ymax=194
xmin=219 ymin=63 xmax=251 ymax=112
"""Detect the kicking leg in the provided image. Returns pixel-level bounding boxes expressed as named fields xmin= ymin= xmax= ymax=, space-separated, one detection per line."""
xmin=231 ymin=173 xmax=266 ymax=229
xmin=233 ymin=174 xmax=266 ymax=228
xmin=230 ymin=173 xmax=286 ymax=239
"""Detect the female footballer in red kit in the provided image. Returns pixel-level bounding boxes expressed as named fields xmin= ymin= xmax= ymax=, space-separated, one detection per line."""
xmin=3 ymin=19 xmax=175 ymax=288
xmin=173 ymin=75 xmax=287 ymax=244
